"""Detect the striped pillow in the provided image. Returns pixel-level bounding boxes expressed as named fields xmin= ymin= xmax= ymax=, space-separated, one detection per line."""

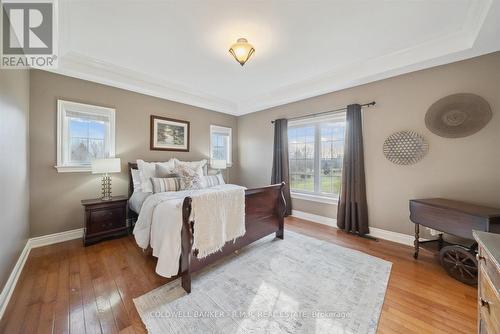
xmin=202 ymin=174 xmax=225 ymax=188
xmin=150 ymin=177 xmax=183 ymax=193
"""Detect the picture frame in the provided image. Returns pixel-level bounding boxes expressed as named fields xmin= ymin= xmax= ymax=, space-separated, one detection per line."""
xmin=150 ymin=115 xmax=190 ymax=151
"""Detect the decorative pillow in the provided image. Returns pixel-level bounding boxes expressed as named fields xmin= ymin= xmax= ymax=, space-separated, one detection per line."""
xmin=174 ymin=159 xmax=207 ymax=178
xmin=137 ymin=159 xmax=175 ymax=193
xmin=150 ymin=177 xmax=184 ymax=193
xmin=172 ymin=164 xmax=203 ymax=189
xmin=156 ymin=164 xmax=178 ymax=178
xmin=201 ymin=174 xmax=225 ymax=188
xmin=131 ymin=169 xmax=142 ymax=192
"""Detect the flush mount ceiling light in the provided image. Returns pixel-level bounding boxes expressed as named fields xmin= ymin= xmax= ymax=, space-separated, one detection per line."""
xmin=229 ymin=38 xmax=255 ymax=66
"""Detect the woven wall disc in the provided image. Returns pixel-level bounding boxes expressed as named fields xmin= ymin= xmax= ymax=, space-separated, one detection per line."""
xmin=383 ymin=130 xmax=429 ymax=165
xmin=425 ymin=93 xmax=492 ymax=138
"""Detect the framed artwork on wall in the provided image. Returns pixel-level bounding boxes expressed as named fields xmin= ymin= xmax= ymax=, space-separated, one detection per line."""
xmin=150 ymin=115 xmax=190 ymax=151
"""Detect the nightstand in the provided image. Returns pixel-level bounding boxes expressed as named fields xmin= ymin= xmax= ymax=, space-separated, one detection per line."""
xmin=81 ymin=195 xmax=129 ymax=246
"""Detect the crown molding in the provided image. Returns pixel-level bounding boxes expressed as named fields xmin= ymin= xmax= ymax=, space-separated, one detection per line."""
xmin=48 ymin=52 xmax=239 ymax=115
xmin=237 ymin=0 xmax=493 ymax=115
xmin=47 ymin=0 xmax=493 ymax=116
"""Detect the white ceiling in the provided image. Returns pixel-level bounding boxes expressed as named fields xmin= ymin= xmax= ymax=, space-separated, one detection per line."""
xmin=52 ymin=0 xmax=500 ymax=116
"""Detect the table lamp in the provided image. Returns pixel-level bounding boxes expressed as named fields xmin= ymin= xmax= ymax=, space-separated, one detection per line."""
xmin=91 ymin=158 xmax=121 ymax=200
xmin=211 ymin=159 xmax=227 ymax=173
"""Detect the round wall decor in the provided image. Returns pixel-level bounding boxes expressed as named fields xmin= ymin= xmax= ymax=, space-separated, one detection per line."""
xmin=425 ymin=93 xmax=492 ymax=138
xmin=383 ymin=130 xmax=429 ymax=165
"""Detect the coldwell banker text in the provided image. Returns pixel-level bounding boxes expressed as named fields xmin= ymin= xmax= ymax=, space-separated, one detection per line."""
xmin=1 ymin=0 xmax=58 ymax=68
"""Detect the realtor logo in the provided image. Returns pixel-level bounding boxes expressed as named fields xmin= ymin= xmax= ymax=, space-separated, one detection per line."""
xmin=2 ymin=0 xmax=58 ymax=68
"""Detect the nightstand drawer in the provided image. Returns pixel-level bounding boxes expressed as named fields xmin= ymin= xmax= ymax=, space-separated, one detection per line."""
xmin=87 ymin=208 xmax=125 ymax=234
xmin=91 ymin=207 xmax=123 ymax=223
xmin=479 ymin=267 xmax=500 ymax=334
xmin=479 ymin=247 xmax=500 ymax=291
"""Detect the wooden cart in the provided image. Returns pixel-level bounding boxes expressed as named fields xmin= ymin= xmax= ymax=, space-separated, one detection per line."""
xmin=410 ymin=198 xmax=500 ymax=285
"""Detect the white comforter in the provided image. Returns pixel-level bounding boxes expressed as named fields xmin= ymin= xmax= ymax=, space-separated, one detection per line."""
xmin=133 ymin=184 xmax=246 ymax=277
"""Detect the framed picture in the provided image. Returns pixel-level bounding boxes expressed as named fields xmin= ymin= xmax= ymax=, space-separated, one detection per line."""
xmin=150 ymin=115 xmax=190 ymax=151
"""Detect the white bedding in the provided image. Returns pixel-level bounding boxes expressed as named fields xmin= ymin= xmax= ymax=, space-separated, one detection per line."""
xmin=129 ymin=191 xmax=151 ymax=214
xmin=133 ymin=184 xmax=246 ymax=277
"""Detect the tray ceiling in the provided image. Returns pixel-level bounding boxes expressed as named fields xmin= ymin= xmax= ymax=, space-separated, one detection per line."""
xmin=50 ymin=0 xmax=500 ymax=116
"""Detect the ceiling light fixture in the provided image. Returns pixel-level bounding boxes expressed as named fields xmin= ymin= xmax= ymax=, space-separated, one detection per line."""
xmin=229 ymin=38 xmax=255 ymax=66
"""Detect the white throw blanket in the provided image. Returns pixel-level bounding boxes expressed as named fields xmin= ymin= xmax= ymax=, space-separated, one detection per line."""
xmin=191 ymin=187 xmax=246 ymax=258
xmin=133 ymin=184 xmax=246 ymax=277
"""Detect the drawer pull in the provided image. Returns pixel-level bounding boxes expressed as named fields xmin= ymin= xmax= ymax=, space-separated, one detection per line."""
xmin=480 ymin=298 xmax=490 ymax=312
xmin=476 ymin=254 xmax=486 ymax=262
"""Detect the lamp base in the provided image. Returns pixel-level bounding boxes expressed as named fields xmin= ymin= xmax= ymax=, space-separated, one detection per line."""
xmin=100 ymin=175 xmax=113 ymax=200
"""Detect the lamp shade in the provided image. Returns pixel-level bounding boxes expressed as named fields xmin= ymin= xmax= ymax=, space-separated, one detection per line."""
xmin=211 ymin=159 xmax=227 ymax=170
xmin=91 ymin=158 xmax=121 ymax=174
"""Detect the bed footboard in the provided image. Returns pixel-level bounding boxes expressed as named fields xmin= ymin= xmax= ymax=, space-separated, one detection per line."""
xmin=180 ymin=182 xmax=286 ymax=293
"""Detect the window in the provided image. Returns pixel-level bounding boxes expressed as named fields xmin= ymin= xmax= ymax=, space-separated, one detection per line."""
xmin=56 ymin=100 xmax=115 ymax=172
xmin=210 ymin=125 xmax=232 ymax=166
xmin=288 ymin=113 xmax=345 ymax=201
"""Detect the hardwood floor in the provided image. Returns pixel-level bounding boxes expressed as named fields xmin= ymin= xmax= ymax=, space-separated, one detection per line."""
xmin=0 ymin=217 xmax=477 ymax=333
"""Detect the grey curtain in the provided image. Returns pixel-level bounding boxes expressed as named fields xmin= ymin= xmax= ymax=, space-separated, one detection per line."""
xmin=337 ymin=104 xmax=369 ymax=235
xmin=271 ymin=119 xmax=292 ymax=216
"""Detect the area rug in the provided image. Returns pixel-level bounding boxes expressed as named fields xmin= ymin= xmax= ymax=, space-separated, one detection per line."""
xmin=133 ymin=231 xmax=392 ymax=334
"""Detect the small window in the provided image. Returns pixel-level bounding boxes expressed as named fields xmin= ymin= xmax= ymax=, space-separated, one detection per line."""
xmin=210 ymin=125 xmax=232 ymax=166
xmin=288 ymin=113 xmax=345 ymax=200
xmin=56 ymin=100 xmax=115 ymax=172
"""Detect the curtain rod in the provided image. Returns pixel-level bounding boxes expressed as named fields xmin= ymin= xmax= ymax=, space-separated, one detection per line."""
xmin=271 ymin=101 xmax=376 ymax=124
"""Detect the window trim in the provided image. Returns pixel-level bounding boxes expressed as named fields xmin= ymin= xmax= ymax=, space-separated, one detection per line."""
xmin=288 ymin=112 xmax=345 ymax=200
xmin=55 ymin=100 xmax=116 ymax=173
xmin=209 ymin=124 xmax=232 ymax=167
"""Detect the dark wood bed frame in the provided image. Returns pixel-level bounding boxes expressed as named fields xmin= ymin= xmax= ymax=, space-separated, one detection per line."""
xmin=128 ymin=162 xmax=286 ymax=293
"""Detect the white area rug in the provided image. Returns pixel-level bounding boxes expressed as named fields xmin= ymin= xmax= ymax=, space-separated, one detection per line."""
xmin=134 ymin=231 xmax=392 ymax=334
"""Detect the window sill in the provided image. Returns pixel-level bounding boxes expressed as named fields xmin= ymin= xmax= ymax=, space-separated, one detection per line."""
xmin=54 ymin=165 xmax=92 ymax=173
xmin=291 ymin=192 xmax=338 ymax=205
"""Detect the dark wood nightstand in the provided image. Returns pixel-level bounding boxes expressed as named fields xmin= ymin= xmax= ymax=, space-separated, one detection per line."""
xmin=81 ymin=195 xmax=129 ymax=246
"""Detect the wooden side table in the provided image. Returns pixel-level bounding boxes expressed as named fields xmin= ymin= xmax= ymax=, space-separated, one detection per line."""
xmin=474 ymin=231 xmax=500 ymax=334
xmin=81 ymin=195 xmax=129 ymax=246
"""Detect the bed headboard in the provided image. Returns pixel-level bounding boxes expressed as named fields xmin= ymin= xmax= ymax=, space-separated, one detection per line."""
xmin=128 ymin=162 xmax=138 ymax=198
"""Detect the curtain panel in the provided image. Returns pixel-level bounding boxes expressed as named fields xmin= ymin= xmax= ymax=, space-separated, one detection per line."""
xmin=337 ymin=104 xmax=369 ymax=235
xmin=271 ymin=118 xmax=292 ymax=216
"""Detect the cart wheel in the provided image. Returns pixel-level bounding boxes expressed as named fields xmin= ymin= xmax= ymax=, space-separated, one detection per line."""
xmin=439 ymin=245 xmax=478 ymax=285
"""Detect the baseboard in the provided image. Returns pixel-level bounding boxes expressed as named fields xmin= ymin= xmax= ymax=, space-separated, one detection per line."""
xmin=291 ymin=210 xmax=415 ymax=246
xmin=28 ymin=228 xmax=84 ymax=249
xmin=0 ymin=228 xmax=84 ymax=319
xmin=367 ymin=227 xmax=416 ymax=246
xmin=291 ymin=210 xmax=337 ymax=227
xmin=0 ymin=241 xmax=30 ymax=319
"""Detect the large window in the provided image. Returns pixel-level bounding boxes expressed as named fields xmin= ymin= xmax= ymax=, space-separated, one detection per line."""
xmin=288 ymin=113 xmax=345 ymax=200
xmin=210 ymin=125 xmax=232 ymax=166
xmin=56 ymin=100 xmax=115 ymax=172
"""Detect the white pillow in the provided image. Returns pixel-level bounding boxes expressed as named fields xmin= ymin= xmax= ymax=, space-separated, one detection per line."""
xmin=131 ymin=169 xmax=142 ymax=192
xmin=174 ymin=159 xmax=207 ymax=178
xmin=136 ymin=159 xmax=176 ymax=193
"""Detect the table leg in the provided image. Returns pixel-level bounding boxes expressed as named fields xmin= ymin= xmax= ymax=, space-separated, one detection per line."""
xmin=413 ymin=223 xmax=419 ymax=259
xmin=438 ymin=233 xmax=444 ymax=250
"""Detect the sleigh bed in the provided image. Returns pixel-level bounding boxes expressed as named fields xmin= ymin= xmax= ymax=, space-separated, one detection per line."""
xmin=128 ymin=162 xmax=286 ymax=293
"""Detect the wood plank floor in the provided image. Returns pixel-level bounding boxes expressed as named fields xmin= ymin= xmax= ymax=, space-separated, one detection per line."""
xmin=0 ymin=217 xmax=477 ymax=333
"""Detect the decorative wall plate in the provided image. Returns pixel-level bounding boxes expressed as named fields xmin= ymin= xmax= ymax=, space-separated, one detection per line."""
xmin=425 ymin=93 xmax=492 ymax=138
xmin=383 ymin=130 xmax=429 ymax=165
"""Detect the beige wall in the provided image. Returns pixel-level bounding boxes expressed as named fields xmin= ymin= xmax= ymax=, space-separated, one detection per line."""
xmin=29 ymin=70 xmax=238 ymax=237
xmin=0 ymin=70 xmax=30 ymax=289
xmin=237 ymin=52 xmax=500 ymax=236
